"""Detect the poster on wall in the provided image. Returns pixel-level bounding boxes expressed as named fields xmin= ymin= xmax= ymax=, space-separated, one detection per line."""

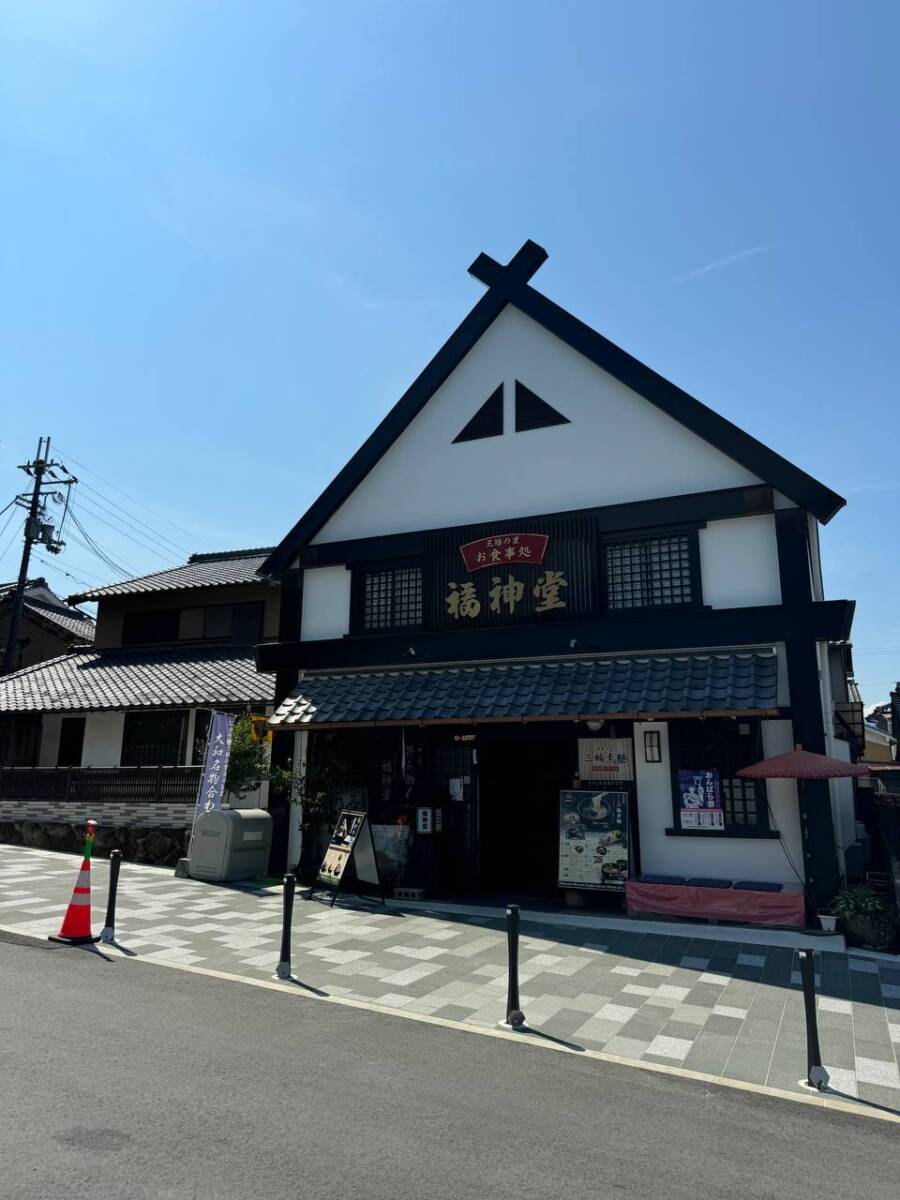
xmin=677 ymin=769 xmax=724 ymax=830
xmin=558 ymin=789 xmax=629 ymax=891
xmin=577 ymin=738 xmax=634 ymax=782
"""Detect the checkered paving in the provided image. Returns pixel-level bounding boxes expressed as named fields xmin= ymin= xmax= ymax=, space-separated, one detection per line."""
xmin=1 ymin=844 xmax=898 ymax=1111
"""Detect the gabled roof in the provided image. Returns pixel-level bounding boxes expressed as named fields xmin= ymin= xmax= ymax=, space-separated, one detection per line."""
xmin=262 ymin=241 xmax=844 ymax=576
xmin=0 ymin=644 xmax=273 ymax=713
xmin=68 ymin=548 xmax=275 ymax=603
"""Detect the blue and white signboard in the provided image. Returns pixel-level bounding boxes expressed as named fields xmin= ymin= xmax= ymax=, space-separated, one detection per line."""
xmin=195 ymin=712 xmax=236 ymax=817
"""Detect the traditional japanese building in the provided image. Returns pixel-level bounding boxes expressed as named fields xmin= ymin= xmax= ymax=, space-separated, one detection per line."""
xmin=0 ymin=549 xmax=276 ymax=831
xmin=259 ymin=241 xmax=858 ymax=921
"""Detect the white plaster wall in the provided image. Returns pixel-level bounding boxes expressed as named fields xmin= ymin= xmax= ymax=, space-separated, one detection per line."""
xmin=38 ymin=715 xmax=63 ymax=767
xmin=807 ymin=513 xmax=825 ymax=602
xmin=817 ymin=639 xmax=856 ymax=871
xmin=827 ymin=736 xmax=858 ymax=860
xmin=300 ymin=566 xmax=352 ymax=641
xmin=313 ymin=306 xmax=761 ymax=543
xmin=81 ymin=711 xmax=125 ymax=767
xmin=698 ymin=515 xmax=781 ymax=609
xmin=634 ymin=718 xmax=804 ymax=885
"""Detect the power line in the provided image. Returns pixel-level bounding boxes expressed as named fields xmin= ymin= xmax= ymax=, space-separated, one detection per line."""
xmin=31 ymin=551 xmax=108 ymax=590
xmin=66 ymin=510 xmax=135 ymax=578
xmin=0 ymin=518 xmax=25 ymax=567
xmin=73 ymin=492 xmax=185 ymax=564
xmin=53 ymin=444 xmax=215 ymax=551
xmin=73 ymin=478 xmax=191 ymax=558
xmin=0 ymin=507 xmax=18 ymax=555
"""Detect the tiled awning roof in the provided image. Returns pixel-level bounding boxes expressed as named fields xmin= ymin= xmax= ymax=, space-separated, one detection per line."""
xmin=0 ymin=645 xmax=273 ymax=713
xmin=269 ymin=651 xmax=779 ymax=729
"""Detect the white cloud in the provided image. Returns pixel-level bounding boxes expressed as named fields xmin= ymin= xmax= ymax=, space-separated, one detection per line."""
xmin=675 ymin=241 xmax=780 ymax=284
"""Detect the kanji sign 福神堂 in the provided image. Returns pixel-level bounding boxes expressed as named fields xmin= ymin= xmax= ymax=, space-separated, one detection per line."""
xmin=446 ymin=569 xmax=568 ymax=620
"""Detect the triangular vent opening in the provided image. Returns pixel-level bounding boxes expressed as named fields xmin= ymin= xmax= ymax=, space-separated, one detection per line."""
xmin=452 ymin=384 xmax=503 ymax=443
xmin=515 ymin=381 xmax=570 ymax=432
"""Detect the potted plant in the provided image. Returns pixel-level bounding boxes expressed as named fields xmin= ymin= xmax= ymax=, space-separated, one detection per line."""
xmin=831 ymin=885 xmax=898 ymax=951
xmin=817 ymin=908 xmax=837 ymax=932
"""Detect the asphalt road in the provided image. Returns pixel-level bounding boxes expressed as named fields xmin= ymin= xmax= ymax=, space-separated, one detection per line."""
xmin=0 ymin=931 xmax=897 ymax=1200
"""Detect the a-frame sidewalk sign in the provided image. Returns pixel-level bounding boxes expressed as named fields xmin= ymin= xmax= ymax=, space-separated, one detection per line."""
xmin=307 ymin=810 xmax=385 ymax=906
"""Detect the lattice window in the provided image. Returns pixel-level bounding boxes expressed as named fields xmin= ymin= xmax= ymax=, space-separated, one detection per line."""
xmin=604 ymin=534 xmax=693 ymax=610
xmin=363 ymin=566 xmax=423 ymax=631
xmin=672 ymin=719 xmax=767 ymax=832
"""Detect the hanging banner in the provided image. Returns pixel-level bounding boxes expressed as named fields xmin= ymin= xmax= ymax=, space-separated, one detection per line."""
xmin=558 ymin=789 xmax=629 ymax=891
xmin=677 ymin=768 xmax=724 ymax=830
xmin=316 ymin=810 xmax=384 ymax=905
xmin=194 ymin=712 xmax=236 ymax=818
xmin=578 ymin=738 xmax=634 ymax=782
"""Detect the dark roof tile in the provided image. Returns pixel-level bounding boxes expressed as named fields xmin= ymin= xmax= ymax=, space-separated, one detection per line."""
xmin=68 ymin=548 xmax=275 ymax=603
xmin=270 ymin=652 xmax=778 ymax=728
xmin=0 ymin=644 xmax=272 ymax=713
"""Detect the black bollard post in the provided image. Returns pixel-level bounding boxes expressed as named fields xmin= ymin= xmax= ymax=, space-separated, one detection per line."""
xmin=100 ymin=850 xmax=123 ymax=945
xmin=275 ymin=873 xmax=296 ymax=981
xmin=798 ymin=948 xmax=829 ymax=1091
xmin=501 ymin=904 xmax=526 ymax=1029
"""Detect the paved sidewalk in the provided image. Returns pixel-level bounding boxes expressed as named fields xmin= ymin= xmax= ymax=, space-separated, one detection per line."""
xmin=2 ymin=844 xmax=899 ymax=1112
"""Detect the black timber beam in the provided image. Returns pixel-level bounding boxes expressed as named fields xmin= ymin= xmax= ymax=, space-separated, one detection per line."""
xmin=256 ymin=599 xmax=856 ymax=674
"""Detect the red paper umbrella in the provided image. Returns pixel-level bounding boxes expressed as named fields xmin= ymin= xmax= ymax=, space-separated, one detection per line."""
xmin=737 ymin=744 xmax=870 ymax=780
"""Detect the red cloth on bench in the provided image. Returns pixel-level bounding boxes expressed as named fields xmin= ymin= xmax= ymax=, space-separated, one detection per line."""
xmin=625 ymin=880 xmax=805 ymax=928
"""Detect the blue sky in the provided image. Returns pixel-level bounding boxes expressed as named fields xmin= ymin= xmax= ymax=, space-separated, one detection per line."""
xmin=1 ymin=2 xmax=897 ymax=702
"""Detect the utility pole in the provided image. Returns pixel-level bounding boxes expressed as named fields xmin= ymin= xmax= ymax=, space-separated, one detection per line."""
xmin=1 ymin=437 xmax=76 ymax=675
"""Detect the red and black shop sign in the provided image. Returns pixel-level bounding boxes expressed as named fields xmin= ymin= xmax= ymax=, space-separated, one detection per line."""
xmin=427 ymin=515 xmax=597 ymax=632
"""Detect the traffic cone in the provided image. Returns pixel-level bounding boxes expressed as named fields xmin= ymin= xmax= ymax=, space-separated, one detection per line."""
xmin=49 ymin=819 xmax=101 ymax=946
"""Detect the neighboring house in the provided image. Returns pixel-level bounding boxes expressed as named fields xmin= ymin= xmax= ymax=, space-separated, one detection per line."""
xmin=258 ymin=241 xmax=857 ymax=914
xmin=866 ymin=702 xmax=893 ymax=738
xmin=0 ymin=577 xmax=95 ymax=673
xmin=0 ymin=549 xmax=276 ymax=830
xmin=863 ymin=722 xmax=897 ymax=764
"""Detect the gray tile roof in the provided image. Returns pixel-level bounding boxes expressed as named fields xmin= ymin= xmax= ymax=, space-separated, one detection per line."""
xmin=67 ymin=548 xmax=275 ymax=603
xmin=22 ymin=597 xmax=95 ymax=644
xmin=0 ymin=644 xmax=273 ymax=713
xmin=270 ymin=651 xmax=779 ymax=728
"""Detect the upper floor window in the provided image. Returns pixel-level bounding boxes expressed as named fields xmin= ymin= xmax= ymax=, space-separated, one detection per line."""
xmin=122 ymin=609 xmax=180 ymax=646
xmin=356 ymin=564 xmax=423 ymax=632
xmin=603 ymin=532 xmax=696 ymax=611
xmin=122 ymin=601 xmax=264 ymax=646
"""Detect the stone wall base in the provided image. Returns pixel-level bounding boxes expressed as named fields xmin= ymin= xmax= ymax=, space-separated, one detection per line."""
xmin=0 ymin=800 xmax=193 ymax=829
xmin=0 ymin=820 xmax=189 ymax=867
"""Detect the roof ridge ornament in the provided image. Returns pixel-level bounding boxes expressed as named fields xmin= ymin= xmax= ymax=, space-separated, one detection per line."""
xmin=468 ymin=240 xmax=548 ymax=291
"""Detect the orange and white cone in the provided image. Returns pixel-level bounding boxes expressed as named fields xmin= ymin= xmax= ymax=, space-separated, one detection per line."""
xmin=49 ymin=819 xmax=100 ymax=946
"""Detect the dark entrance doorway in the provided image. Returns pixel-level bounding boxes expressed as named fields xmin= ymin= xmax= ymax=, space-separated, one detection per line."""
xmin=477 ymin=725 xmax=576 ymax=898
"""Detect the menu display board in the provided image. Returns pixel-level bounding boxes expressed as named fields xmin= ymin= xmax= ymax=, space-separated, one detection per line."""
xmin=558 ymin=789 xmax=629 ymax=892
xmin=316 ymin=810 xmax=383 ymax=903
xmin=677 ymin=769 xmax=724 ymax=830
xmin=577 ymin=738 xmax=634 ymax=782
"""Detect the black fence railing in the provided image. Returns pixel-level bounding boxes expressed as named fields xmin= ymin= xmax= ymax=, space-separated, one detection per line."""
xmin=0 ymin=766 xmax=202 ymax=805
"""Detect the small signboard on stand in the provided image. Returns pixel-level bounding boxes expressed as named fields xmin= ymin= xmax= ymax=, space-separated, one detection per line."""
xmin=309 ymin=810 xmax=385 ymax=906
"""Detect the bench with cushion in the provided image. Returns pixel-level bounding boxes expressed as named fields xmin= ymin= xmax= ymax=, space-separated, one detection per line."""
xmin=625 ymin=875 xmax=804 ymax=928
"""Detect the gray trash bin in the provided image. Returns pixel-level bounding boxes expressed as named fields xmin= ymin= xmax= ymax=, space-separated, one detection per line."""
xmin=188 ymin=808 xmax=273 ymax=882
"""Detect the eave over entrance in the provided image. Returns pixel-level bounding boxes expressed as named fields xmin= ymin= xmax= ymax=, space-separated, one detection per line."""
xmin=269 ymin=651 xmax=779 ymax=731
